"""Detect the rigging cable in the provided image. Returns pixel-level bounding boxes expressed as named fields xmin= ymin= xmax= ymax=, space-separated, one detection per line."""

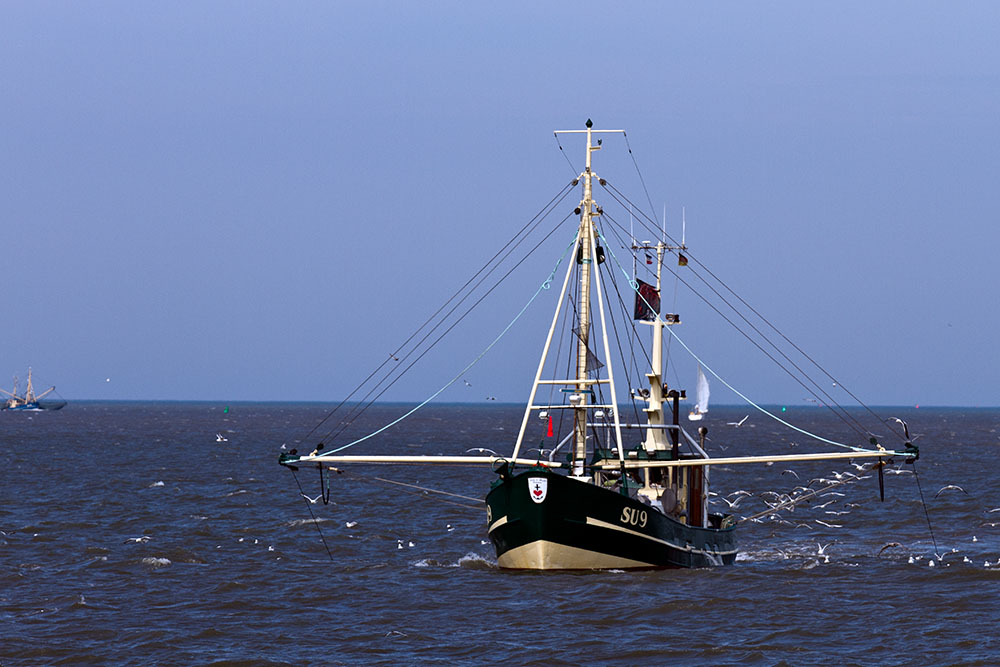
xmin=553 ymin=133 xmax=580 ymax=176
xmin=289 ymin=469 xmax=335 ymax=562
xmin=298 ymin=180 xmax=576 ymax=446
xmin=600 ymin=180 xmax=904 ymax=444
xmin=599 ymin=229 xmax=888 ymax=453
xmin=317 ymin=207 xmax=577 ymax=447
xmin=318 ymin=184 xmax=576 ymax=443
xmin=621 ymin=131 xmax=660 ymax=228
xmin=910 ymin=463 xmax=940 ymax=557
xmin=318 ymin=234 xmax=579 ymax=455
xmin=601 ymin=204 xmax=873 ymax=441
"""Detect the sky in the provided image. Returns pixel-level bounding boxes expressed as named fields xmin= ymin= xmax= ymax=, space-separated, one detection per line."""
xmin=3 ymin=2 xmax=999 ymax=406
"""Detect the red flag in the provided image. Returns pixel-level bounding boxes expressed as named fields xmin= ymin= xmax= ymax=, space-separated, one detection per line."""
xmin=547 ymin=415 xmax=554 ymax=437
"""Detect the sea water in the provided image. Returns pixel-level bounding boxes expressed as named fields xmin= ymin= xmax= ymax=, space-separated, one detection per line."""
xmin=2 ymin=402 xmax=999 ymax=665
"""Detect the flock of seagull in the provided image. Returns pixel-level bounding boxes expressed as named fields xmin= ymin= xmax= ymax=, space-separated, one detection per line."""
xmin=709 ymin=459 xmax=996 ymax=568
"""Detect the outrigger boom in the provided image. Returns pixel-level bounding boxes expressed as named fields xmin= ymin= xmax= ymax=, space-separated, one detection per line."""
xmin=285 ymin=447 xmax=914 ymax=470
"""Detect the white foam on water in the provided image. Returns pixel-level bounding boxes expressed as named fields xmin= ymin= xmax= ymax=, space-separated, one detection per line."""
xmin=141 ymin=557 xmax=171 ymax=568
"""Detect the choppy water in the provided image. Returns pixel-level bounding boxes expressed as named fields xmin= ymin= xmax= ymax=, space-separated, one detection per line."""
xmin=3 ymin=402 xmax=1000 ymax=665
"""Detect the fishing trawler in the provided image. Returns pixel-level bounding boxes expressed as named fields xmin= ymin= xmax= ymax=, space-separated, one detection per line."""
xmin=1 ymin=368 xmax=66 ymax=411
xmin=279 ymin=121 xmax=918 ymax=569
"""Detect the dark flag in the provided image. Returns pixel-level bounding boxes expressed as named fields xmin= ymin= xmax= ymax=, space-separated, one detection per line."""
xmin=677 ymin=253 xmax=688 ymax=266
xmin=634 ymin=279 xmax=660 ymax=321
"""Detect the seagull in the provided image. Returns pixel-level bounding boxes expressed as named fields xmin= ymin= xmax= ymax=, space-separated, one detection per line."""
xmin=123 ymin=536 xmax=150 ymax=544
xmin=216 ymin=433 xmax=228 ymax=442
xmin=526 ymin=447 xmax=553 ymax=458
xmin=717 ymin=496 xmax=742 ymax=509
xmin=875 ymin=542 xmax=913 ymax=563
xmin=345 ymin=521 xmax=358 ymax=528
xmin=816 ymin=542 xmax=831 ymax=555
xmin=815 ymin=520 xmax=842 ymax=528
xmin=727 ymin=415 xmax=749 ymax=427
xmin=466 ymin=447 xmax=498 ymax=456
xmin=463 ymin=379 xmax=472 ymax=387
xmin=301 ymin=494 xmax=323 ymax=504
xmin=887 ymin=417 xmax=911 ymax=441
xmin=781 ymin=469 xmax=800 ymax=479
xmin=934 ymin=485 xmax=967 ymax=498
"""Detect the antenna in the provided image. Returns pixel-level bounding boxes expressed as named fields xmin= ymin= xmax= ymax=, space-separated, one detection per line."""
xmin=630 ymin=204 xmax=634 ymax=246
xmin=682 ymin=206 xmax=687 ymax=247
xmin=662 ymin=204 xmax=667 ymax=243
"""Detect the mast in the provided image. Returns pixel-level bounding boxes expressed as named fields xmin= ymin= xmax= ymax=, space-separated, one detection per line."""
xmin=514 ymin=121 xmax=625 ymax=471
xmin=25 ymin=368 xmax=35 ymax=403
xmin=572 ymin=121 xmax=598 ymax=475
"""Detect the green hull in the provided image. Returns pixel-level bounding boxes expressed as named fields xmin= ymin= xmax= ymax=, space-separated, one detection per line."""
xmin=486 ymin=469 xmax=737 ymax=569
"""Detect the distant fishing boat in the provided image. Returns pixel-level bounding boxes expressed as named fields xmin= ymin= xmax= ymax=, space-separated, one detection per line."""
xmin=280 ymin=121 xmax=919 ymax=570
xmin=1 ymin=368 xmax=66 ymax=411
xmin=688 ymin=365 xmax=710 ymax=421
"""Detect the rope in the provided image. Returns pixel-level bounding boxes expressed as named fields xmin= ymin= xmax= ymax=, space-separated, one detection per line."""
xmin=553 ymin=133 xmax=579 ymax=176
xmin=599 ymin=180 xmax=904 ymax=444
xmin=372 ymin=476 xmax=482 ymax=510
xmin=299 ymin=180 xmax=576 ymax=446
xmin=622 ymin=131 xmax=659 ymax=230
xmin=290 ymin=469 xmax=335 ymax=562
xmin=910 ymin=463 xmax=940 ymax=556
xmin=599 ymin=230 xmax=873 ymax=454
xmin=319 ymin=209 xmax=575 ymax=447
xmin=319 ymin=236 xmax=578 ymax=456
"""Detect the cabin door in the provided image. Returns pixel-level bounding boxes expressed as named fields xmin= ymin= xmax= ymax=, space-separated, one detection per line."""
xmin=687 ymin=467 xmax=704 ymax=527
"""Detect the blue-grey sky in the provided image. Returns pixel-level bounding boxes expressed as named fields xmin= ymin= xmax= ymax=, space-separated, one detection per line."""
xmin=3 ymin=2 xmax=998 ymax=406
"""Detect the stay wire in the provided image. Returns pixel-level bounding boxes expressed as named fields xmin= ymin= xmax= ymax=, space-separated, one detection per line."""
xmin=910 ymin=463 xmax=940 ymax=556
xmin=320 ymin=228 xmax=578 ymax=454
xmin=600 ymin=212 xmax=867 ymax=441
xmin=599 ymin=219 xmax=656 ymax=425
xmin=320 ymin=181 xmax=576 ymax=442
xmin=316 ymin=192 xmax=577 ymax=446
xmin=289 ymin=468 xmax=335 ymax=562
xmin=622 ymin=132 xmax=660 ymax=229
xmin=298 ymin=180 xmax=576 ymax=446
xmin=600 ymin=192 xmax=876 ymax=441
xmin=553 ymin=133 xmax=579 ymax=176
xmin=601 ymin=180 xmax=904 ymax=443
xmin=599 ymin=229 xmax=877 ymax=452
xmin=599 ymin=223 xmax=652 ymax=418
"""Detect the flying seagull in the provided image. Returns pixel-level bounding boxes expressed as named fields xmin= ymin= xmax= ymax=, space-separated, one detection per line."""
xmin=216 ymin=433 xmax=228 ymax=442
xmin=934 ymin=484 xmax=967 ymax=498
xmin=877 ymin=542 xmax=902 ymax=557
xmin=466 ymin=447 xmax=498 ymax=456
xmin=727 ymin=415 xmax=749 ymax=427
xmin=301 ymin=494 xmax=323 ymax=504
xmin=887 ymin=417 xmax=912 ymax=441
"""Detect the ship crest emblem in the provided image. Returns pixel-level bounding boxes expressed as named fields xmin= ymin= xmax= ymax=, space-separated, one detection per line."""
xmin=528 ymin=477 xmax=548 ymax=504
